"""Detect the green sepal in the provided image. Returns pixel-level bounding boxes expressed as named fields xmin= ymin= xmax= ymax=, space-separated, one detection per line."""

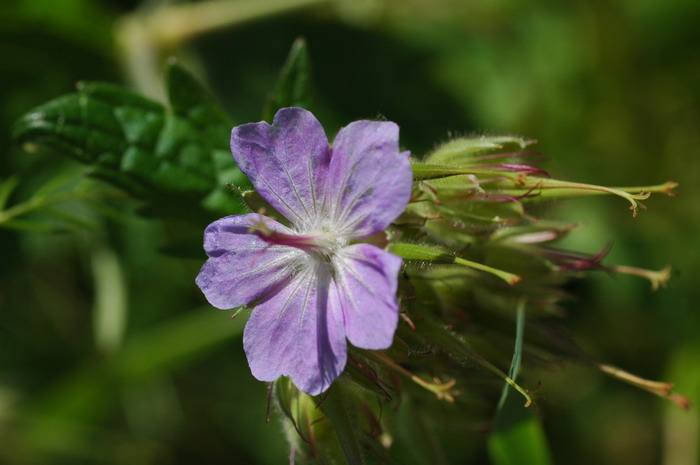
xmin=240 ymin=190 xmax=290 ymax=226
xmin=388 ymin=242 xmax=521 ymax=285
xmin=387 ymin=242 xmax=451 ymax=262
xmin=427 ymin=136 xmax=535 ymax=164
xmin=412 ymin=163 xmax=497 ymax=181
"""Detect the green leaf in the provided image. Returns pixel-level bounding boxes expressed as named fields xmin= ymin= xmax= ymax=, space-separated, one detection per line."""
xmin=13 ymin=67 xmax=250 ymax=223
xmin=166 ymin=59 xmax=233 ymax=144
xmin=488 ymin=300 xmax=552 ymax=465
xmin=263 ymin=37 xmax=311 ymax=121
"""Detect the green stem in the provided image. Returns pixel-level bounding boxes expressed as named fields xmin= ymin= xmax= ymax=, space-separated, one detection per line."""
xmin=388 ymin=242 xmax=522 ymax=286
xmin=453 ymin=257 xmax=522 ymax=285
xmin=0 ymin=192 xmax=90 ymax=227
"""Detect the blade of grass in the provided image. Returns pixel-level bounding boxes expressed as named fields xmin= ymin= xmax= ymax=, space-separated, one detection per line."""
xmin=488 ymin=300 xmax=552 ymax=465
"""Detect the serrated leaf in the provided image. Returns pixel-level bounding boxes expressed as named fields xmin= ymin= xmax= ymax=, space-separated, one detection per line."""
xmin=13 ymin=71 xmax=249 ymax=223
xmin=166 ymin=59 xmax=233 ymax=142
xmin=263 ymin=37 xmax=311 ymax=121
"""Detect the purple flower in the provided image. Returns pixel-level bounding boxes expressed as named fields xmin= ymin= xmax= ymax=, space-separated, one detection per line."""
xmin=196 ymin=107 xmax=413 ymax=395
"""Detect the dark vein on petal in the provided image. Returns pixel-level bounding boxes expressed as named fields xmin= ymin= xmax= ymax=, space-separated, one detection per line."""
xmin=334 ymin=265 xmax=359 ymax=319
xmin=296 ymin=272 xmax=316 ymax=339
xmin=280 ymin=159 xmax=312 ymax=221
xmin=229 ymin=245 xmax=290 ymax=252
xmin=276 ymin=268 xmax=312 ymax=323
xmin=340 ymin=259 xmax=382 ymax=300
xmin=337 ymin=213 xmax=370 ymax=236
xmin=334 ymin=183 xmax=373 ymax=228
xmin=331 ymin=156 xmax=355 ymax=223
xmin=258 ymin=176 xmax=306 ymax=224
xmin=234 ymin=252 xmax=302 ymax=280
xmin=334 ymin=161 xmax=387 ymax=232
xmin=307 ymin=156 xmax=319 ymax=218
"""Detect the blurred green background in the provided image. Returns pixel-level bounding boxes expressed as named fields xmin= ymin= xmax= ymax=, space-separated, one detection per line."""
xmin=1 ymin=0 xmax=698 ymax=464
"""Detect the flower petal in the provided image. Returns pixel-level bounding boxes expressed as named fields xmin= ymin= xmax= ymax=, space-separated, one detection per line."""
xmin=334 ymin=244 xmax=402 ymax=349
xmin=243 ymin=264 xmax=347 ymax=395
xmin=196 ymin=213 xmax=304 ymax=309
xmin=231 ymin=108 xmax=331 ymax=229
xmin=327 ymin=121 xmax=412 ymax=238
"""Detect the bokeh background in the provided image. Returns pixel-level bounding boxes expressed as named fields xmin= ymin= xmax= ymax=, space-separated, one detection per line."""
xmin=1 ymin=0 xmax=699 ymax=464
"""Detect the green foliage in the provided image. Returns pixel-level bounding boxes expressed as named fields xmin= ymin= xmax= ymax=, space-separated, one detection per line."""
xmin=427 ymin=136 xmax=535 ymax=165
xmin=12 ymin=62 xmax=250 ymax=223
xmin=389 ymin=242 xmax=522 ymax=284
xmin=0 ymin=170 xmax=115 ymax=233
xmin=263 ymin=37 xmax=312 ymax=122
